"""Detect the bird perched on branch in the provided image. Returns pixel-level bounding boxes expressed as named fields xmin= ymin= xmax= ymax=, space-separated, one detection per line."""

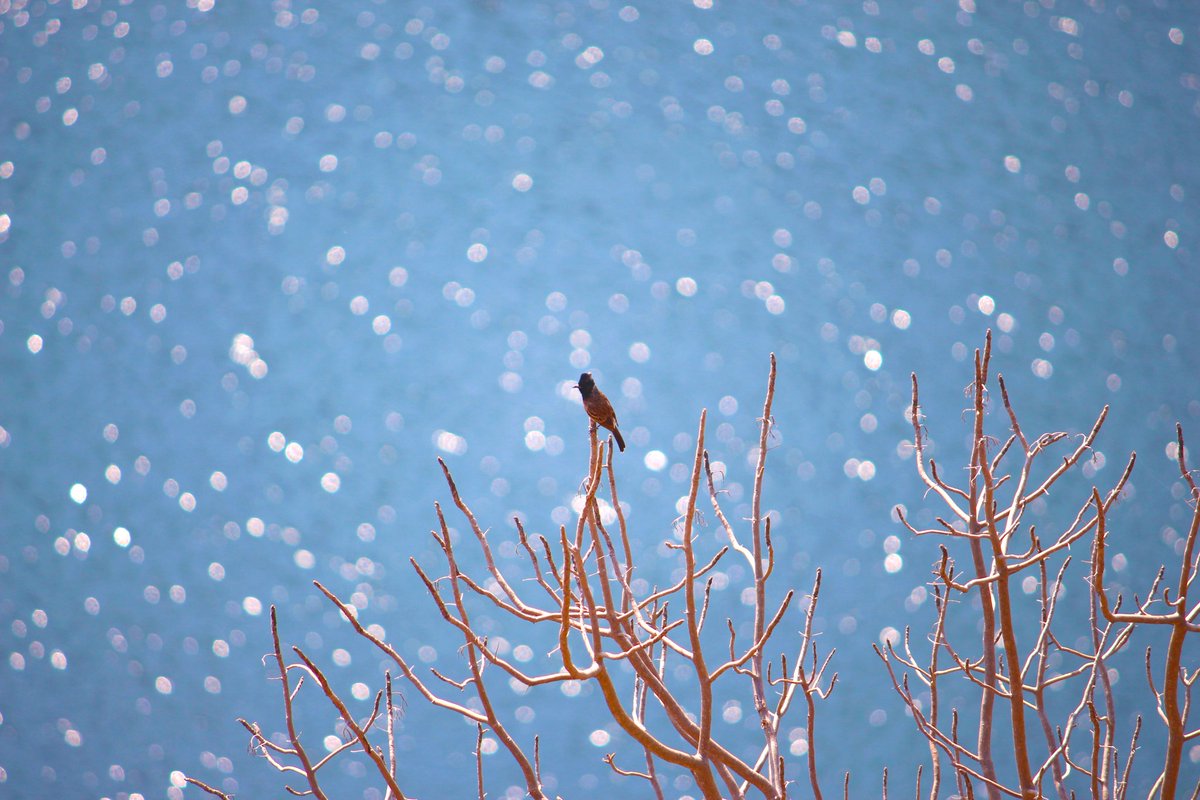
xmin=575 ymin=372 xmax=625 ymax=452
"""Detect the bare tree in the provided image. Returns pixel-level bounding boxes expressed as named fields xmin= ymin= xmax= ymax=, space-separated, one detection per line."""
xmin=187 ymin=337 xmax=1198 ymax=799
xmin=882 ymin=331 xmax=1198 ymax=799
xmin=1092 ymin=421 xmax=1200 ymax=800
xmin=189 ymin=355 xmax=834 ymax=799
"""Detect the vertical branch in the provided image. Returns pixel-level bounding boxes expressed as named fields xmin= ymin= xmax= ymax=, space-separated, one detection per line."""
xmin=1116 ymin=715 xmax=1141 ymax=800
xmin=1090 ymin=573 xmax=1119 ymax=797
xmin=475 ymin=724 xmax=486 ymax=800
xmin=1159 ymin=424 xmax=1200 ymax=799
xmin=1031 ymin=552 xmax=1071 ymax=800
xmin=950 ymin=712 xmax=975 ymax=800
xmin=270 ymin=606 xmax=330 ymax=800
xmin=681 ymin=409 xmax=722 ymax=799
xmin=979 ymin=454 xmax=1035 ymax=796
xmin=1087 ymin=701 xmax=1102 ymax=800
xmin=635 ymin=662 xmax=666 ymax=800
xmin=604 ymin=441 xmax=636 ymax=614
xmin=803 ymin=660 xmax=824 ymax=800
xmin=749 ymin=353 xmax=781 ymax=791
xmin=926 ymin=583 xmax=950 ymax=800
xmin=967 ymin=338 xmax=1003 ymax=800
xmin=802 ymin=570 xmax=831 ymax=800
xmin=385 ymin=672 xmax=399 ymax=800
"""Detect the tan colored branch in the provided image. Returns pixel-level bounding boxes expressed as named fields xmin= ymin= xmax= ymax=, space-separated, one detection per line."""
xmin=290 ymin=646 xmax=406 ymax=799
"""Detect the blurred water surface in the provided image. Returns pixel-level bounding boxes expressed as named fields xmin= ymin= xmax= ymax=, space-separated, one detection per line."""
xmin=1 ymin=1 xmax=1198 ymax=797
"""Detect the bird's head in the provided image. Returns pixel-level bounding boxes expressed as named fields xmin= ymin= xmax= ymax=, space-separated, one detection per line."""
xmin=575 ymin=372 xmax=595 ymax=397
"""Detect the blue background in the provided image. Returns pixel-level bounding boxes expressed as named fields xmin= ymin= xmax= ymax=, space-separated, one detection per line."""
xmin=1 ymin=0 xmax=1198 ymax=797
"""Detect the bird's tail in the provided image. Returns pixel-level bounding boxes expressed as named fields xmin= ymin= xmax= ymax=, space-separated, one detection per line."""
xmin=612 ymin=427 xmax=626 ymax=452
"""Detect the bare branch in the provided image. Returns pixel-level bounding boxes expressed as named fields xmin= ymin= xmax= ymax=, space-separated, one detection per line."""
xmin=184 ymin=777 xmax=233 ymax=800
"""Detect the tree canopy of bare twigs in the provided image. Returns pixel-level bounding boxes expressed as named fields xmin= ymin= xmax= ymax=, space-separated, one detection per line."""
xmin=884 ymin=331 xmax=1199 ymax=800
xmin=188 ymin=355 xmax=836 ymax=800
xmin=187 ymin=336 xmax=1198 ymax=799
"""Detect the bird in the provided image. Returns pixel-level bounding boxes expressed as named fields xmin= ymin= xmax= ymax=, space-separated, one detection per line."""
xmin=575 ymin=372 xmax=625 ymax=452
